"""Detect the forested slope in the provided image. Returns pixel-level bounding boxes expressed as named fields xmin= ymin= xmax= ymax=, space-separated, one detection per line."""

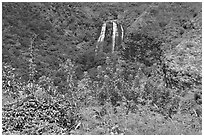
xmin=2 ymin=2 xmax=202 ymax=135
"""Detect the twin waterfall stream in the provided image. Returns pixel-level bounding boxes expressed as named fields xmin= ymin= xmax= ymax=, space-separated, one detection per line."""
xmin=95 ymin=20 xmax=124 ymax=54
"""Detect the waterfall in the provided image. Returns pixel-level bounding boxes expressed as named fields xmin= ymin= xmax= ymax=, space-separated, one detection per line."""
xmin=97 ymin=23 xmax=107 ymax=43
xmin=96 ymin=20 xmax=124 ymax=54
xmin=120 ymin=25 xmax=124 ymax=41
xmin=112 ymin=21 xmax=117 ymax=52
xmin=95 ymin=23 xmax=107 ymax=53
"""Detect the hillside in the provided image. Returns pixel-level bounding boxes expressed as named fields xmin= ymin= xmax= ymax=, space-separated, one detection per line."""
xmin=2 ymin=2 xmax=202 ymax=135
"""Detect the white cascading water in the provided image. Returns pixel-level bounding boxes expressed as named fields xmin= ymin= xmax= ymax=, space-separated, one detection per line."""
xmin=97 ymin=23 xmax=107 ymax=43
xmin=96 ymin=20 xmax=124 ymax=54
xmin=112 ymin=21 xmax=117 ymax=53
xmin=95 ymin=22 xmax=107 ymax=53
xmin=120 ymin=25 xmax=124 ymax=41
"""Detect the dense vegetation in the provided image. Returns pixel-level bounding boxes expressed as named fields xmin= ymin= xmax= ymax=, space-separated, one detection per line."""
xmin=2 ymin=2 xmax=202 ymax=135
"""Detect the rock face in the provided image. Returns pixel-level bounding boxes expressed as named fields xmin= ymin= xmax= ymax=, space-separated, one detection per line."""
xmin=95 ymin=20 xmax=124 ymax=54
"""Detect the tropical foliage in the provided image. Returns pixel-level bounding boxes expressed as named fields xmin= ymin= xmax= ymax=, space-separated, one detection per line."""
xmin=2 ymin=2 xmax=202 ymax=135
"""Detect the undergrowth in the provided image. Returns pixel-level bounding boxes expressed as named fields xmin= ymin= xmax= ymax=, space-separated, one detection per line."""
xmin=2 ymin=55 xmax=202 ymax=135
